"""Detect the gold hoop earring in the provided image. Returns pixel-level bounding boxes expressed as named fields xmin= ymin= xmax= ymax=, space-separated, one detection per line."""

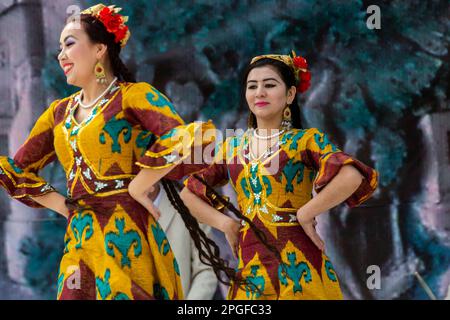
xmin=281 ymin=105 xmax=293 ymax=130
xmin=95 ymin=61 xmax=107 ymax=85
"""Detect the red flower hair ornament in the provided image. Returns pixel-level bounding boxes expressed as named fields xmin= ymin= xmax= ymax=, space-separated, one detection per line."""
xmin=81 ymin=4 xmax=130 ymax=48
xmin=251 ymin=50 xmax=311 ymax=94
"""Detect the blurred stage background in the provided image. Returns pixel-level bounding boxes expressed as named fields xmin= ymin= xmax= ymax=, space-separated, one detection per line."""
xmin=0 ymin=0 xmax=449 ymax=299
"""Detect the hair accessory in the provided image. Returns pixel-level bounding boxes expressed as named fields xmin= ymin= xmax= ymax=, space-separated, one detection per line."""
xmin=250 ymin=50 xmax=311 ymax=93
xmin=81 ymin=4 xmax=130 ymax=47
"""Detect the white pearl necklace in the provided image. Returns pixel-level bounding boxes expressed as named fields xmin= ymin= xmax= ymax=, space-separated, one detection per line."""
xmin=252 ymin=128 xmax=285 ymax=140
xmin=248 ymin=129 xmax=285 ymax=162
xmin=76 ymin=77 xmax=118 ymax=109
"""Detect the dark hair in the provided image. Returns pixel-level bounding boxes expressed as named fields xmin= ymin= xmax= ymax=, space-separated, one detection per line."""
xmin=241 ymin=58 xmax=303 ymax=129
xmin=162 ymin=177 xmax=281 ymax=296
xmin=161 ymin=180 xmax=240 ymax=288
xmin=67 ymin=14 xmax=136 ymax=82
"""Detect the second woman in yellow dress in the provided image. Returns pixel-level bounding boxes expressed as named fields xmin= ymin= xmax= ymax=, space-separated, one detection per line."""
xmin=177 ymin=52 xmax=379 ymax=299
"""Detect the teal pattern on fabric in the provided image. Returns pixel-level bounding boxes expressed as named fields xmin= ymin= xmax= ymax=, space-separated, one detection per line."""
xmin=136 ymin=131 xmax=155 ymax=156
xmin=99 ymin=116 xmax=132 ymax=153
xmin=325 ymin=260 xmax=338 ymax=282
xmin=228 ymin=137 xmax=240 ymax=158
xmin=248 ymin=162 xmax=272 ymax=205
xmin=57 ymin=273 xmax=64 ymax=297
xmin=289 ymin=130 xmax=306 ymax=151
xmin=70 ymin=126 xmax=80 ymax=136
xmin=63 ymin=236 xmax=71 ymax=254
xmin=146 ymin=90 xmax=179 ymax=116
xmin=240 ymin=178 xmax=250 ymax=199
xmin=113 ymin=292 xmax=131 ymax=300
xmin=262 ymin=176 xmax=272 ymax=197
xmin=281 ymin=131 xmax=294 ymax=145
xmin=70 ymin=210 xmax=93 ymax=250
xmin=278 ymin=252 xmax=312 ymax=294
xmin=96 ymin=268 xmax=112 ymax=300
xmin=7 ymin=158 xmax=23 ymax=174
xmin=297 ymin=163 xmax=305 ymax=184
xmin=159 ymin=127 xmax=178 ymax=141
xmin=245 ymin=265 xmax=265 ymax=299
xmin=153 ymin=283 xmax=170 ymax=300
xmin=314 ymin=133 xmax=338 ymax=152
xmin=282 ymin=160 xmax=304 ymax=193
xmin=105 ymin=218 xmax=142 ymax=268
xmin=250 ymin=164 xmax=263 ymax=205
xmin=173 ymin=258 xmax=180 ymax=276
xmin=151 ymin=223 xmax=170 ymax=256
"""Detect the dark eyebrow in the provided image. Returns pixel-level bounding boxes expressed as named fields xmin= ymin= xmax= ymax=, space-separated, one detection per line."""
xmin=247 ymin=78 xmax=281 ymax=84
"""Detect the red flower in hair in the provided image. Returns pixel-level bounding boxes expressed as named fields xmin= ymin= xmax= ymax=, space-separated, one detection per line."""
xmin=298 ymin=81 xmax=311 ymax=93
xmin=299 ymin=71 xmax=311 ymax=82
xmin=293 ymin=56 xmax=308 ymax=69
xmin=98 ymin=7 xmax=123 ymax=34
xmin=114 ymin=26 xmax=129 ymax=43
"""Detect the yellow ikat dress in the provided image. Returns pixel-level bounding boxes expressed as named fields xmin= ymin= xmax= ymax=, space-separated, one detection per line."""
xmin=185 ymin=128 xmax=378 ymax=300
xmin=0 ymin=81 xmax=215 ymax=300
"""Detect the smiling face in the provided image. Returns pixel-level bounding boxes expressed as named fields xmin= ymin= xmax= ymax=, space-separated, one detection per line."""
xmin=246 ymin=65 xmax=296 ymax=127
xmin=57 ymin=20 xmax=107 ymax=87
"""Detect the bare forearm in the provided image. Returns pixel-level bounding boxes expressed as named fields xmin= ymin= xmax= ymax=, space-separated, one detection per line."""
xmin=31 ymin=191 xmax=69 ymax=218
xmin=180 ymin=187 xmax=233 ymax=233
xmin=129 ymin=166 xmax=173 ymax=198
xmin=299 ymin=165 xmax=364 ymax=221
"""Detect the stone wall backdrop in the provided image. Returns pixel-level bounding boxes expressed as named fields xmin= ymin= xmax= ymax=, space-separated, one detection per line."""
xmin=0 ymin=0 xmax=449 ymax=299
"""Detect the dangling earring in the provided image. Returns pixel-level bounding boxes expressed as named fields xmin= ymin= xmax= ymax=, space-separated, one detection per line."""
xmin=281 ymin=105 xmax=293 ymax=131
xmin=95 ymin=61 xmax=107 ymax=85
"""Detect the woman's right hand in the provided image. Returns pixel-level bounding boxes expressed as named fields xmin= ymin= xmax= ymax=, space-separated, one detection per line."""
xmin=129 ymin=189 xmax=161 ymax=221
xmin=222 ymin=218 xmax=241 ymax=259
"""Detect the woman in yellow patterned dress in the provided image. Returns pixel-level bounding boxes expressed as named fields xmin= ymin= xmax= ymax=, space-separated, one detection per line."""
xmin=174 ymin=52 xmax=380 ymax=300
xmin=0 ymin=4 xmax=220 ymax=300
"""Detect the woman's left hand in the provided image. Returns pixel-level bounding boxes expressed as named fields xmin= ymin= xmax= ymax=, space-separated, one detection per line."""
xmin=297 ymin=211 xmax=325 ymax=252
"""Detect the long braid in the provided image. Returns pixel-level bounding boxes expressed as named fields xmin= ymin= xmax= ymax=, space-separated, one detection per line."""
xmin=192 ymin=174 xmax=282 ymax=263
xmin=161 ymin=179 xmax=251 ymax=291
xmin=109 ymin=47 xmax=136 ymax=82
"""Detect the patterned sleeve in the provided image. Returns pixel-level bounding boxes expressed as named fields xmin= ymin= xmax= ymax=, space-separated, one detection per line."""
xmin=123 ymin=82 xmax=217 ymax=180
xmin=183 ymin=141 xmax=229 ymax=209
xmin=0 ymin=100 xmax=60 ymax=208
xmin=300 ymin=128 xmax=378 ymax=208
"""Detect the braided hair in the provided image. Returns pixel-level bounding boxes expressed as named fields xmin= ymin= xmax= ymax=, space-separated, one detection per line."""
xmin=161 ymin=178 xmax=279 ymax=296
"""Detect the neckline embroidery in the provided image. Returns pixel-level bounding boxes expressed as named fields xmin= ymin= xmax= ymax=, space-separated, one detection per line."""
xmin=64 ymin=82 xmax=122 ymax=136
xmin=240 ymin=129 xmax=292 ymax=167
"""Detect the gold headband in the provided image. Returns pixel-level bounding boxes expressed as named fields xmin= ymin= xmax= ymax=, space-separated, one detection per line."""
xmin=250 ymin=50 xmax=311 ymax=93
